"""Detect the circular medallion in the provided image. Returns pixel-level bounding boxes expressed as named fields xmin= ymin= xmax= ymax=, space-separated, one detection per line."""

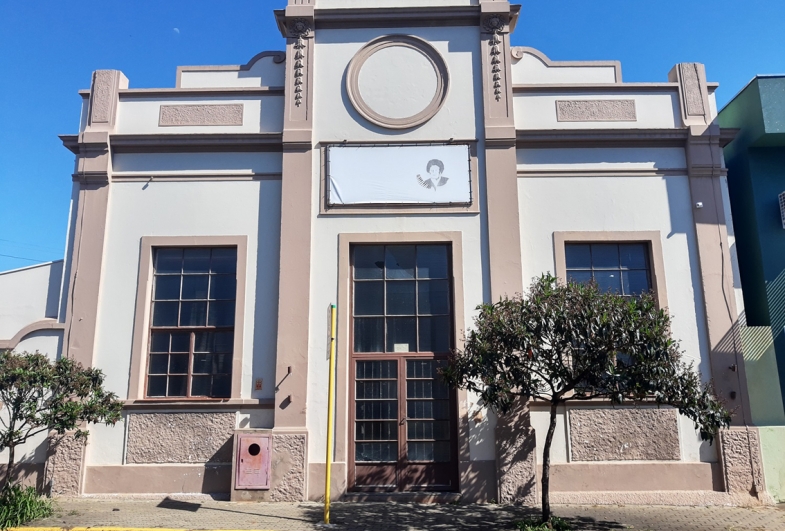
xmin=346 ymin=35 xmax=450 ymax=130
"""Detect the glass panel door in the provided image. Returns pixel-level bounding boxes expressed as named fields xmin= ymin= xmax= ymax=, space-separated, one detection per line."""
xmin=354 ymin=360 xmax=399 ymax=488
xmin=401 ymin=359 xmax=456 ymax=490
xmin=350 ymin=244 xmax=458 ymax=492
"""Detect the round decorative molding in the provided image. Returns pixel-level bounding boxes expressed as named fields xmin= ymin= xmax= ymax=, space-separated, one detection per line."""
xmin=346 ymin=35 xmax=450 ymax=130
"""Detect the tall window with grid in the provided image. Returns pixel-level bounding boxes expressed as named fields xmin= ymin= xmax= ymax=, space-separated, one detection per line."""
xmin=565 ymin=242 xmax=652 ymax=297
xmin=147 ymin=247 xmax=237 ymax=398
xmin=350 ymin=244 xmax=457 ymax=492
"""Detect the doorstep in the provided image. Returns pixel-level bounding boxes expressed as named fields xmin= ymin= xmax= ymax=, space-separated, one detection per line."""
xmin=339 ymin=492 xmax=462 ymax=503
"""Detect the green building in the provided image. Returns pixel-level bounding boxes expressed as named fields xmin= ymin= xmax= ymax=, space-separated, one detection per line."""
xmin=720 ymin=74 xmax=785 ymax=502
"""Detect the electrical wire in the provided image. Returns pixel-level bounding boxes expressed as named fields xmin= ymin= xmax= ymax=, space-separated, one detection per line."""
xmin=0 ymin=252 xmax=52 ymax=263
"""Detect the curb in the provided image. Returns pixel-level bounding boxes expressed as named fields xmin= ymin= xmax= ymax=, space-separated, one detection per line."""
xmin=12 ymin=528 xmax=276 ymax=531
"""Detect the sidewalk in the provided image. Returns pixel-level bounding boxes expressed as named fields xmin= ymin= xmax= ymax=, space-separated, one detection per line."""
xmin=21 ymin=497 xmax=785 ymax=531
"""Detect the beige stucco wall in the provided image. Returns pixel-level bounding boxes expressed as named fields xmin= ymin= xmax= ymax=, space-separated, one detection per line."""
xmin=0 ymin=261 xmax=63 ymax=339
xmin=115 ymin=96 xmax=284 ymax=135
xmin=514 ymin=92 xmax=681 ymax=130
xmin=518 ymin=170 xmax=717 ymax=464
xmin=93 ymin=179 xmax=281 ymax=401
xmin=178 ymin=55 xmax=286 ymax=89
xmin=510 ymin=50 xmax=618 ymax=85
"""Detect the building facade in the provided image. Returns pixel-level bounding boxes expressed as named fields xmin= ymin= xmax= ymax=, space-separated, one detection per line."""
xmin=0 ymin=0 xmax=771 ymax=504
xmin=719 ymin=75 xmax=785 ymax=502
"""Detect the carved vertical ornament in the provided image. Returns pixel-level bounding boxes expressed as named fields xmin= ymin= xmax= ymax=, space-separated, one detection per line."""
xmin=288 ymin=18 xmax=311 ymax=108
xmin=483 ymin=15 xmax=508 ymax=102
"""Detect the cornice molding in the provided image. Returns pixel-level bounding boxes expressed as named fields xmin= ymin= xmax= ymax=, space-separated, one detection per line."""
xmin=516 ymin=128 xmax=691 ymax=148
xmin=513 ymin=83 xmax=681 ymax=93
xmin=122 ymin=398 xmax=275 ymax=410
xmin=0 ymin=319 xmax=66 ymax=351
xmin=61 ymin=133 xmax=284 ymax=155
xmin=120 ymin=87 xmax=285 ymax=98
xmin=274 ymin=5 xmax=520 ymax=32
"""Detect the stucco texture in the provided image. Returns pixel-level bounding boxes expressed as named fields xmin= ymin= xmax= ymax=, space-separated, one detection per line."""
xmin=46 ymin=432 xmax=86 ymax=496
xmin=159 ymin=104 xmax=244 ymax=127
xmin=232 ymin=432 xmax=307 ymax=502
xmin=569 ymin=408 xmax=680 ymax=461
xmin=125 ymin=412 xmax=235 ymax=464
xmin=720 ymin=427 xmax=767 ymax=499
xmin=495 ymin=400 xmax=537 ymax=505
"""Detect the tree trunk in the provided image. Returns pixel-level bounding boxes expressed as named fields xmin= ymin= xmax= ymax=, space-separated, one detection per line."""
xmin=541 ymin=400 xmax=559 ymax=524
xmin=3 ymin=443 xmax=15 ymax=489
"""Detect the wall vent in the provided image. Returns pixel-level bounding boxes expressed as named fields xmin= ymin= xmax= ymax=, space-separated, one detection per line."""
xmin=780 ymin=192 xmax=785 ymax=229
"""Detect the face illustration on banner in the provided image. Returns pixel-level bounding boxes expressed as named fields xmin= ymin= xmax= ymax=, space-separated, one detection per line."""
xmin=417 ymin=159 xmax=450 ymax=191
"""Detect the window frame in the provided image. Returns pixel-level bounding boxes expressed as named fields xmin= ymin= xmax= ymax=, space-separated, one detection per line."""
xmin=351 ymin=244 xmax=455 ymax=355
xmin=129 ymin=236 xmax=248 ymax=402
xmin=553 ymin=231 xmax=668 ymax=309
xmin=338 ymin=233 xmax=468 ymax=493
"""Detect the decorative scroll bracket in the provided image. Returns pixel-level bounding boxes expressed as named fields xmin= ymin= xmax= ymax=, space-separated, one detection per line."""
xmin=287 ymin=18 xmax=312 ymax=108
xmin=482 ymin=14 xmax=509 ymax=102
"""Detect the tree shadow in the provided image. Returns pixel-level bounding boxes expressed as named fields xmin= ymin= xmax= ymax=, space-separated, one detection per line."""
xmin=300 ymin=502 xmax=629 ymax=531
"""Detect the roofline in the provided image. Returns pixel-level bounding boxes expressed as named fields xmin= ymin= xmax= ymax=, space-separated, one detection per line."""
xmin=0 ymin=259 xmax=64 ymax=276
xmin=719 ymin=74 xmax=785 ymax=115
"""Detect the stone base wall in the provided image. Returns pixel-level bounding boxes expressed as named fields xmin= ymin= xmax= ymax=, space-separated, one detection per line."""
xmin=45 ymin=432 xmax=87 ymax=496
xmin=126 ymin=412 xmax=235 ymax=464
xmin=720 ymin=426 xmax=770 ymax=502
xmin=84 ymin=464 xmax=230 ymax=494
xmin=495 ymin=399 xmax=537 ymax=505
xmin=231 ymin=429 xmax=307 ymax=502
xmin=568 ymin=408 xmax=680 ymax=461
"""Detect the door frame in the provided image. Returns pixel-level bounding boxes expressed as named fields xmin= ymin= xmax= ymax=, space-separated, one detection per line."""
xmin=336 ymin=232 xmax=470 ymax=493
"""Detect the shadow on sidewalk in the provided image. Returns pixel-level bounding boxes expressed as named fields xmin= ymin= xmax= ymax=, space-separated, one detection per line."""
xmin=152 ymin=497 xmax=629 ymax=530
xmin=154 ymin=497 xmax=314 ymax=524
xmin=299 ymin=502 xmax=628 ymax=531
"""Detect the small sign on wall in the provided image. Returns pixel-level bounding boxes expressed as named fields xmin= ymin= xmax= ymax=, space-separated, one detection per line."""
xmin=326 ymin=144 xmax=472 ymax=206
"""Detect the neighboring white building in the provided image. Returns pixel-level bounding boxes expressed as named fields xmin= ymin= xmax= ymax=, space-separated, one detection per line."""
xmin=0 ymin=0 xmax=771 ymax=505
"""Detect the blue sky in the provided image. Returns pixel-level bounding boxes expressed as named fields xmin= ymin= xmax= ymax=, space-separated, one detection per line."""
xmin=1 ymin=0 xmax=784 ymax=272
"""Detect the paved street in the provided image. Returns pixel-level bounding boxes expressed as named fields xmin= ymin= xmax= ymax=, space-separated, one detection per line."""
xmin=21 ymin=497 xmax=785 ymax=531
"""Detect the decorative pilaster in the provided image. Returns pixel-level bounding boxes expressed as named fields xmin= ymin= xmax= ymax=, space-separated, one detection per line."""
xmin=63 ymin=70 xmax=126 ymax=368
xmin=273 ymin=2 xmax=315 ymax=444
xmin=479 ymin=0 xmax=522 ymax=298
xmin=672 ymin=62 xmax=767 ymax=501
xmin=479 ymin=1 xmax=533 ymax=502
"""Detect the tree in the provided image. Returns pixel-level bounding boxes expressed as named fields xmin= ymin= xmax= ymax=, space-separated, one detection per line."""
xmin=443 ymin=275 xmax=731 ymax=525
xmin=0 ymin=350 xmax=123 ymax=488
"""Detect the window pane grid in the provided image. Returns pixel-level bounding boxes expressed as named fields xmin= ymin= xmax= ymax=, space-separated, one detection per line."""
xmin=147 ymin=247 xmax=236 ymax=399
xmin=565 ymin=243 xmax=651 ymax=297
xmin=353 ymin=245 xmax=452 ymax=353
xmin=405 ymin=360 xmax=451 ymax=463
xmin=355 ymin=360 xmax=399 ymax=463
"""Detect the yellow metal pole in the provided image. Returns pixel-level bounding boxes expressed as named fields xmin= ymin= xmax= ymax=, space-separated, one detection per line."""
xmin=324 ymin=304 xmax=337 ymax=525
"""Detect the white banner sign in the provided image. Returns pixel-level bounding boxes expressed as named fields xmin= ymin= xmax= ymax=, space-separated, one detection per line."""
xmin=327 ymin=144 xmax=472 ymax=205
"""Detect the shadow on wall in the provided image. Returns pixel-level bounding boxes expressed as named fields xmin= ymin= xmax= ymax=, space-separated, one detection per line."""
xmin=765 ymin=270 xmax=785 ymax=409
xmin=0 ymin=463 xmax=45 ymax=491
xmin=718 ymin=310 xmax=785 ymax=425
xmin=494 ymin=397 xmax=537 ymax=504
xmin=252 ymin=181 xmax=282 ymax=405
xmin=663 ymin=176 xmax=711 ymax=378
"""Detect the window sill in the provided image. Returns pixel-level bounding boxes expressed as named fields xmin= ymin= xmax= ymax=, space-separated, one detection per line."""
xmin=123 ymin=398 xmax=274 ymax=410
